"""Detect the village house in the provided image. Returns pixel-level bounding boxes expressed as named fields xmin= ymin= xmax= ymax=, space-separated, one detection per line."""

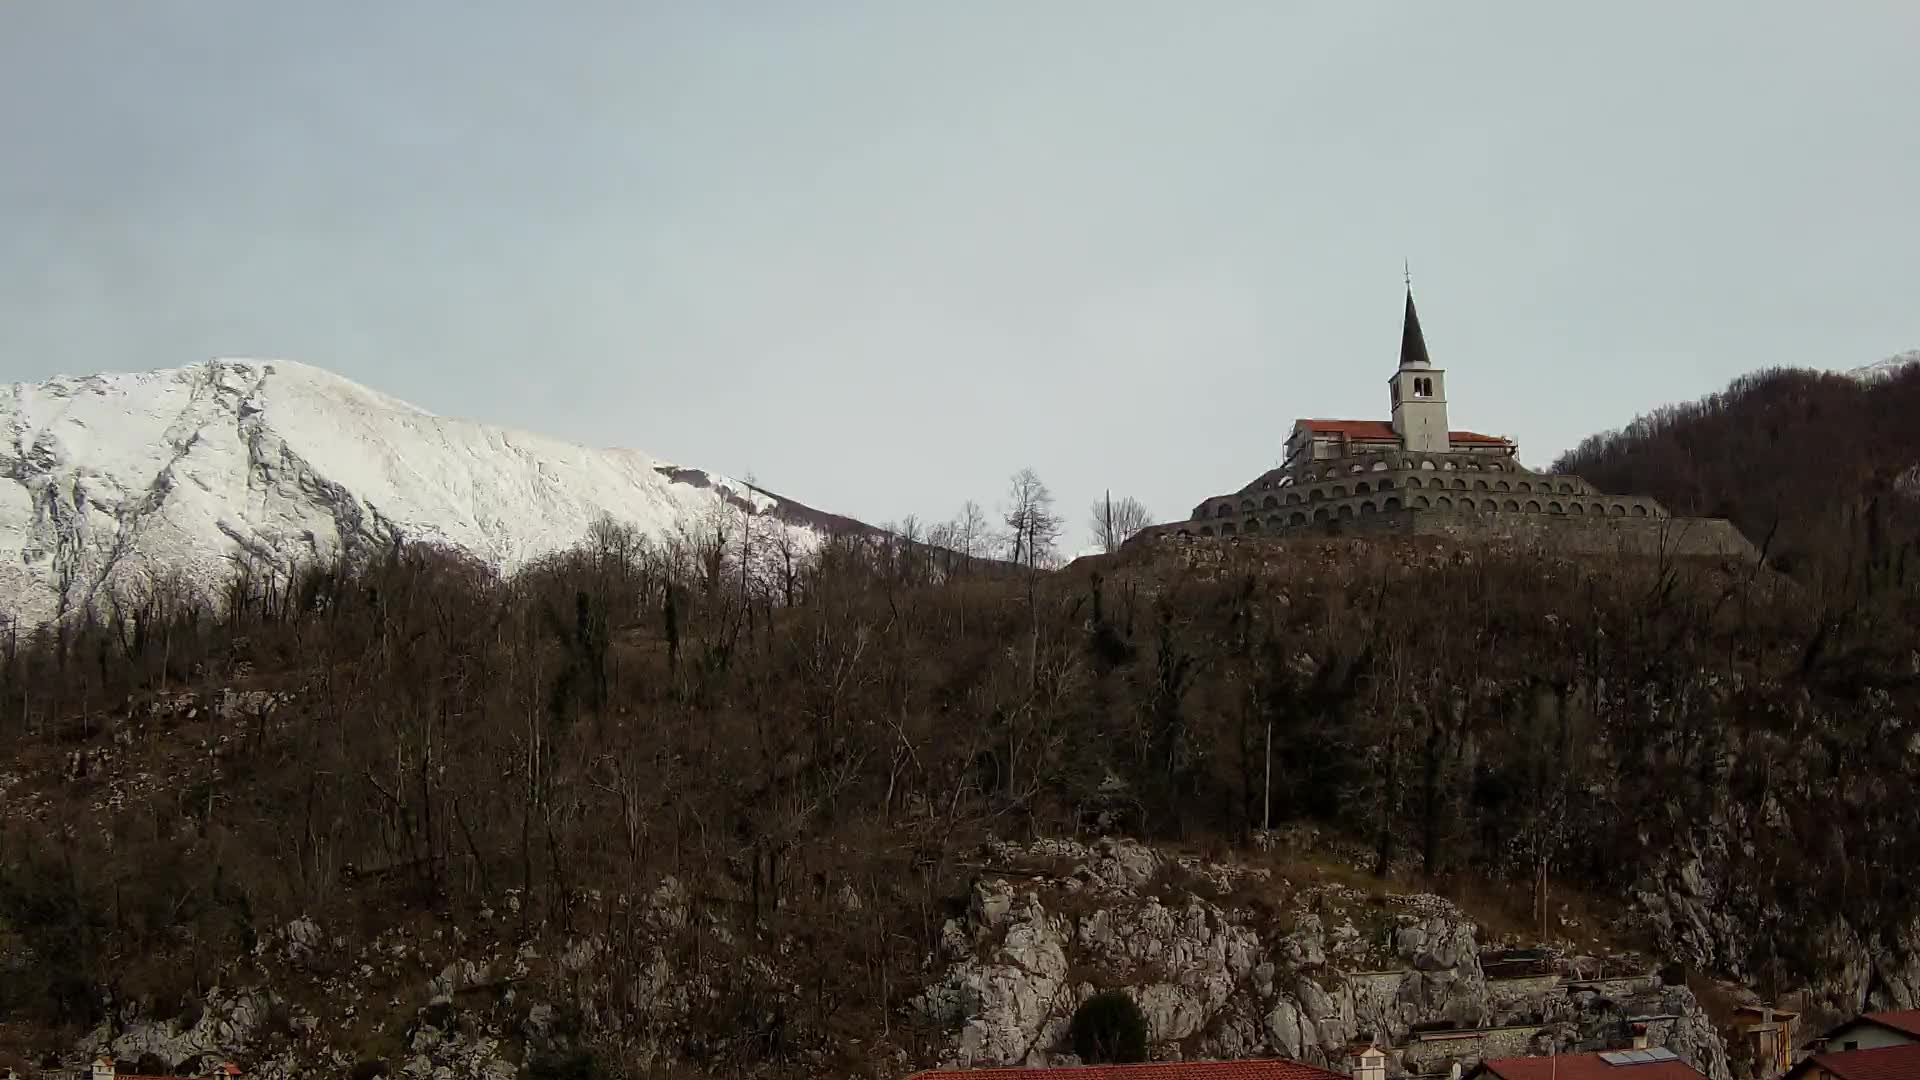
xmin=1782 ymin=1043 xmax=1920 ymax=1080
xmin=1804 ymin=1010 xmax=1920 ymax=1054
xmin=1465 ymin=1048 xmax=1709 ymax=1080
xmin=1777 ymin=1008 xmax=1920 ymax=1080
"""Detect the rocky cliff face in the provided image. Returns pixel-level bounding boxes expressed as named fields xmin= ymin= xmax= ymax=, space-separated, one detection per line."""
xmin=42 ymin=836 xmax=1739 ymax=1080
xmin=913 ymin=838 xmax=1730 ymax=1080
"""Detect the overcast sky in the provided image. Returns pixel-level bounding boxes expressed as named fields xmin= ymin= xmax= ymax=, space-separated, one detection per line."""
xmin=3 ymin=2 xmax=1915 ymax=549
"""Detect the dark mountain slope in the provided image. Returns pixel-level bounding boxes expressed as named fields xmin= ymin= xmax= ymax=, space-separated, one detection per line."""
xmin=1555 ymin=360 xmax=1920 ymax=579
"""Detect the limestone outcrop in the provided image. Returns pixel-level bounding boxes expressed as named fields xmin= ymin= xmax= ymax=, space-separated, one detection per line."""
xmin=915 ymin=838 xmax=1732 ymax=1080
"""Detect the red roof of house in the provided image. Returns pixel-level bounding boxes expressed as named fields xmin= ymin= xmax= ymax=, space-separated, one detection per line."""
xmin=1863 ymin=1009 xmax=1920 ymax=1038
xmin=1294 ymin=419 xmax=1510 ymax=445
xmin=1477 ymin=1052 xmax=1705 ymax=1080
xmin=906 ymin=1060 xmax=1347 ymax=1080
xmin=1799 ymin=1043 xmax=1920 ymax=1080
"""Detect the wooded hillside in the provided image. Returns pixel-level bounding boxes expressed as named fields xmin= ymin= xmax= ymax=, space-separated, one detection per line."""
xmin=1 ymin=365 xmax=1917 ymax=1077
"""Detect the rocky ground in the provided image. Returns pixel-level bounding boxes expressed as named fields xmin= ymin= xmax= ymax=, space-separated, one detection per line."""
xmin=25 ymin=835 xmax=1742 ymax=1080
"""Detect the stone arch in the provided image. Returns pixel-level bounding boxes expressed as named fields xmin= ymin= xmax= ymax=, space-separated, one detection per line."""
xmin=1244 ymin=518 xmax=1262 ymax=533
xmin=1312 ymin=507 xmax=1330 ymax=522
xmin=1549 ymin=501 xmax=1565 ymax=514
xmin=1263 ymin=495 xmax=1279 ymax=509
xmin=1285 ymin=491 xmax=1303 ymax=506
xmin=1384 ymin=496 xmax=1401 ymax=510
xmin=1496 ymin=480 xmax=1511 ymax=492
xmin=1379 ymin=477 xmax=1395 ymax=490
xmin=1570 ymin=502 xmax=1586 ymax=515
xmin=1452 ymin=478 xmax=1468 ymax=490
xmin=1488 ymin=462 xmax=1506 ymax=471
xmin=1517 ymin=481 xmax=1532 ymax=493
xmin=1436 ymin=495 xmax=1454 ymax=509
xmin=1371 ymin=460 xmax=1388 ymax=471
xmin=1442 ymin=460 xmax=1457 ymax=471
xmin=1221 ymin=522 xmax=1238 ymax=535
xmin=1289 ymin=511 xmax=1308 ymax=526
xmin=1337 ymin=504 xmax=1355 ymax=519
xmin=1199 ymin=525 xmax=1215 ymax=536
xmin=1216 ymin=504 xmax=1232 ymax=518
xmin=1503 ymin=499 xmax=1520 ymax=511
xmin=1331 ymin=485 xmax=1347 ymax=498
xmin=1419 ymin=460 xmax=1437 ymax=470
xmin=1610 ymin=504 xmax=1627 ymax=517
xmin=1408 ymin=477 xmax=1423 ymax=489
xmin=1240 ymin=499 xmax=1255 ymax=511
xmin=1459 ymin=498 xmax=1476 ymax=511
xmin=1355 ymin=481 xmax=1371 ymax=494
xmin=1360 ymin=500 xmax=1377 ymax=515
xmin=1308 ymin=488 xmax=1325 ymax=502
xmin=1560 ymin=482 xmax=1575 ymax=494
xmin=1414 ymin=495 xmax=1431 ymax=508
xmin=1631 ymin=504 xmax=1648 ymax=517
xmin=1349 ymin=463 xmax=1365 ymax=475
xmin=1267 ymin=515 xmax=1284 ymax=529
xmin=1525 ymin=500 xmax=1542 ymax=513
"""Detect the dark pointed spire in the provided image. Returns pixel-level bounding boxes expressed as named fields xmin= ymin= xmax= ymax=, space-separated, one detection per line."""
xmin=1399 ymin=286 xmax=1431 ymax=369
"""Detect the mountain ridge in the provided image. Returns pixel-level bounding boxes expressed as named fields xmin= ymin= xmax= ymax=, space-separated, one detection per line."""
xmin=0 ymin=357 xmax=853 ymax=627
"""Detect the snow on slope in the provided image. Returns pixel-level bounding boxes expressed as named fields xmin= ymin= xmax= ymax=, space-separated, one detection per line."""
xmin=1 ymin=359 xmax=852 ymax=627
xmin=1846 ymin=349 xmax=1920 ymax=381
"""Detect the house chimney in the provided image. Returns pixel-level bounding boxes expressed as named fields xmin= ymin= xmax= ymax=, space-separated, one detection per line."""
xmin=1349 ymin=1041 xmax=1388 ymax=1080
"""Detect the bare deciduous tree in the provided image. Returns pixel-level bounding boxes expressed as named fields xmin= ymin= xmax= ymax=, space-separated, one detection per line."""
xmin=1002 ymin=468 xmax=1062 ymax=573
xmin=1089 ymin=492 xmax=1154 ymax=554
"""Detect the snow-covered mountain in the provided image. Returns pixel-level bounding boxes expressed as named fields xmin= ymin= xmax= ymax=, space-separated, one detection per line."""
xmin=1 ymin=359 xmax=859 ymax=627
xmin=1846 ymin=349 xmax=1919 ymax=381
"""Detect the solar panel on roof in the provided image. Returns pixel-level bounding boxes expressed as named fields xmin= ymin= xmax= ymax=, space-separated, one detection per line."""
xmin=1643 ymin=1048 xmax=1677 ymax=1062
xmin=1599 ymin=1053 xmax=1631 ymax=1065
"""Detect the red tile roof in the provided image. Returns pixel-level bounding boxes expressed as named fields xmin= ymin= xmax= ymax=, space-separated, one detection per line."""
xmin=1477 ymin=1052 xmax=1706 ymax=1080
xmin=1799 ymin=1043 xmax=1920 ymax=1080
xmin=906 ymin=1060 xmax=1348 ymax=1080
xmin=1294 ymin=419 xmax=1510 ymax=445
xmin=1864 ymin=1009 xmax=1920 ymax=1038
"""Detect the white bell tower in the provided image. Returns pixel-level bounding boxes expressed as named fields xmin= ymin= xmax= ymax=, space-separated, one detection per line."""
xmin=1389 ymin=284 xmax=1451 ymax=454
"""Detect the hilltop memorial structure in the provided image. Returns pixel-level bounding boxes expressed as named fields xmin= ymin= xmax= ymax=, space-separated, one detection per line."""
xmin=1139 ymin=288 xmax=1755 ymax=560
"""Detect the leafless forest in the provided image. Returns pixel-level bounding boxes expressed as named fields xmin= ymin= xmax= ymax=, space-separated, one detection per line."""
xmin=2 ymin=367 xmax=1917 ymax=1076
